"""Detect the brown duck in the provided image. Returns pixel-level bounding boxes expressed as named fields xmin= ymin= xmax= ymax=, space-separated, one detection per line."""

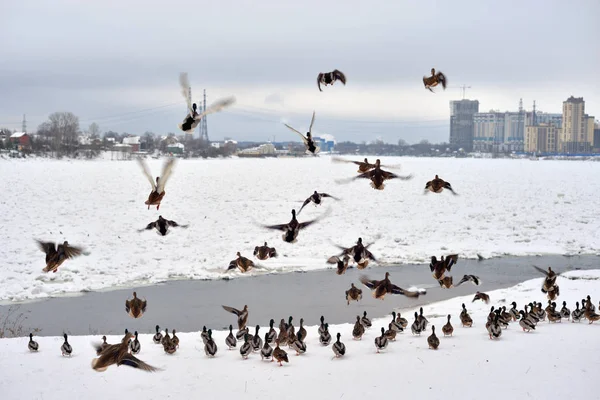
xmin=332 ymin=156 xmax=402 ymax=174
xmin=227 ymin=252 xmax=255 ymax=273
xmin=261 ymin=209 xmax=329 ymax=243
xmin=273 ymin=339 xmax=289 ymax=366
xmin=430 ymin=254 xmax=458 ymax=280
xmin=472 ymin=291 xmax=490 ymax=304
xmin=424 ymin=175 xmax=457 ymax=195
xmin=137 ymin=157 xmax=176 ymax=210
xmin=333 ymin=237 xmax=378 ymax=269
xmin=253 ymin=242 xmax=277 ymax=260
xmin=139 ymin=215 xmax=188 ymax=236
xmin=327 ymin=255 xmax=351 ymax=275
xmin=222 ymin=305 xmax=249 ymax=330
xmin=125 ymin=292 xmax=147 ymax=319
xmin=336 ymin=159 xmax=413 ymax=190
xmin=36 ymin=240 xmax=84 ymax=273
xmin=345 ymin=283 xmax=363 ymax=305
xmin=92 ymin=332 xmax=159 ymax=372
xmin=423 ymin=68 xmax=447 ymax=92
xmin=359 ymin=272 xmax=423 ymax=300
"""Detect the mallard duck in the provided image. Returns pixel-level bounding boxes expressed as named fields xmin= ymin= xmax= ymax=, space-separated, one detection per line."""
xmin=442 ymin=315 xmax=454 ymax=336
xmin=125 ymin=292 xmax=147 ymax=319
xmin=161 ymin=328 xmax=170 ymax=346
xmin=488 ymin=314 xmax=502 ymax=340
xmin=535 ymin=302 xmax=547 ymax=321
xmin=290 ymin=331 xmax=307 ymax=355
xmin=226 ymin=252 xmax=256 ymax=273
xmin=266 ymin=319 xmax=276 ymax=344
xmin=236 ymin=326 xmax=249 ymax=342
xmin=261 ymin=333 xmax=273 ymax=360
xmin=61 ymin=333 xmax=72 ymax=357
xmin=286 ymin=316 xmax=296 ymax=337
xmin=137 ymin=157 xmax=176 ymax=210
xmin=334 ymin=237 xmax=378 ymax=269
xmin=411 ymin=312 xmax=422 ymax=335
xmin=171 ymin=329 xmax=179 ymax=348
xmin=162 ymin=329 xmax=176 ymax=354
xmin=472 ymin=291 xmax=490 ymax=304
xmin=361 ymin=311 xmax=372 ymax=328
xmin=319 ymin=324 xmax=332 ymax=346
xmin=273 ymin=339 xmax=289 ymax=366
xmin=139 ymin=215 xmax=188 ymax=236
xmin=429 ymin=254 xmax=458 ymax=280
xmin=518 ymin=311 xmax=536 ymax=332
xmin=317 ymin=69 xmax=346 ymax=91
xmin=283 ymin=111 xmax=320 ymax=155
xmin=251 ymin=325 xmax=263 ymax=352
xmin=178 ymin=72 xmax=236 ymax=133
xmin=423 ymin=68 xmax=447 ymax=92
xmin=91 ymin=332 xmax=159 ymax=372
xmin=318 ymin=316 xmax=327 ymax=336
xmin=352 ymin=315 xmax=365 ymax=340
xmin=559 ymin=301 xmax=570 ymax=320
xmin=261 ymin=208 xmax=328 ymax=243
xmin=374 ymin=327 xmax=388 ymax=353
xmin=153 ymin=325 xmax=163 ymax=344
xmin=418 ymin=307 xmax=429 ymax=332
xmin=424 ymin=175 xmax=457 ymax=195
xmin=201 ymin=326 xmax=209 ymax=344
xmin=427 ymin=325 xmax=440 ymax=349
xmin=240 ymin=334 xmax=252 ymax=359
xmin=331 ymin=156 xmax=402 ymax=173
xmin=460 ymin=303 xmax=473 ymax=327
xmin=390 ymin=312 xmax=404 ymax=332
xmin=327 ymin=255 xmax=351 ymax=275
xmin=277 ymin=319 xmax=288 ymax=345
xmin=359 ymin=272 xmax=423 ymax=300
xmin=253 ymin=242 xmax=277 ymax=260
xmin=225 ymin=325 xmax=236 ymax=349
xmin=129 ymin=331 xmax=141 ymax=354
xmin=96 ymin=336 xmax=111 ymax=355
xmin=332 ymin=333 xmax=346 ymax=358
xmin=395 ymin=312 xmax=409 ymax=328
xmin=335 ymin=159 xmax=413 ymax=190
xmin=384 ymin=323 xmax=397 ymax=341
xmin=584 ymin=301 xmax=600 ymax=324
xmin=204 ymin=329 xmax=218 ymax=357
xmin=509 ymin=302 xmax=520 ymax=321
xmin=548 ymin=303 xmax=562 ymax=323
xmin=346 ymin=283 xmax=363 ymax=305
xmin=28 ymin=333 xmax=39 ymax=352
xmin=524 ymin=304 xmax=540 ymax=324
xmin=572 ymin=302 xmax=584 ymax=322
xmin=35 ymin=239 xmax=83 ymax=273
xmin=297 ymin=319 xmax=307 ymax=342
xmin=298 ymin=191 xmax=340 ymax=216
xmin=222 ymin=304 xmax=249 ymax=331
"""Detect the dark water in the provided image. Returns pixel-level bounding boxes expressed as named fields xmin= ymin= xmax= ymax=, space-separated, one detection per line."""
xmin=2 ymin=255 xmax=598 ymax=337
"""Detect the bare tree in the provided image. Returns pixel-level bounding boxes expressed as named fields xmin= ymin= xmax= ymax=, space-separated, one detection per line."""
xmin=46 ymin=112 xmax=80 ymax=154
xmin=88 ymin=122 xmax=101 ymax=139
xmin=397 ymin=138 xmax=408 ymax=147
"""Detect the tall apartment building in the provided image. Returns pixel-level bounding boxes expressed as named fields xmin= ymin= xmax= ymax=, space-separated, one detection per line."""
xmin=449 ymin=99 xmax=479 ymax=151
xmin=560 ymin=96 xmax=592 ymax=153
xmin=525 ymin=124 xmax=558 ymax=153
xmin=473 ymin=110 xmax=526 ymax=152
xmin=527 ymin=111 xmax=562 ymax=128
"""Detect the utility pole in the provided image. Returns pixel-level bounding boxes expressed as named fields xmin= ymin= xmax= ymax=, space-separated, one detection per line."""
xmin=22 ymin=114 xmax=27 ymax=133
xmin=199 ymin=89 xmax=209 ymax=143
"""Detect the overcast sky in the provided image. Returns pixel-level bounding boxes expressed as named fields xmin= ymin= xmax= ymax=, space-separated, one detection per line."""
xmin=1 ymin=0 xmax=598 ymax=143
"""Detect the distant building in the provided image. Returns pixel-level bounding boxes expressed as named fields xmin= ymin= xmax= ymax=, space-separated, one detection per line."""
xmin=527 ymin=111 xmax=562 ymax=128
xmin=9 ymin=132 xmax=30 ymax=148
xmin=473 ymin=112 xmax=504 ymax=152
xmin=166 ymin=142 xmax=184 ymax=154
xmin=525 ymin=124 xmax=558 ymax=153
xmin=238 ymin=143 xmax=277 ymax=157
xmin=503 ymin=112 xmax=525 ymax=152
xmin=560 ymin=96 xmax=590 ymax=153
xmin=122 ymin=136 xmax=141 ymax=152
xmin=594 ymin=127 xmax=600 ymax=149
xmin=313 ymin=135 xmax=335 ymax=153
xmin=449 ymin=99 xmax=479 ymax=151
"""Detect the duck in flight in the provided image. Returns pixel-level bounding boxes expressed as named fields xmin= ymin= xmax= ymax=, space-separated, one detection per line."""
xmin=335 ymin=159 xmax=413 ymax=190
xmin=137 ymin=157 xmax=176 ymax=210
xmin=139 ymin=215 xmax=189 ymax=236
xmin=35 ymin=239 xmax=84 ymax=273
xmin=260 ymin=208 xmax=330 ymax=243
xmin=423 ymin=68 xmax=447 ymax=93
xmin=317 ymin=69 xmax=347 ymax=92
xmin=297 ymin=191 xmax=340 ymax=215
xmin=284 ymin=111 xmax=320 ymax=155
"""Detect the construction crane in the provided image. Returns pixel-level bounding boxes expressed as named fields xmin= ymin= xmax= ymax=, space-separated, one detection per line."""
xmin=455 ymin=85 xmax=471 ymax=99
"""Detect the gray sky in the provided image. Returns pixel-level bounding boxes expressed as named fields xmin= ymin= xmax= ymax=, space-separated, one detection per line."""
xmin=1 ymin=0 xmax=598 ymax=143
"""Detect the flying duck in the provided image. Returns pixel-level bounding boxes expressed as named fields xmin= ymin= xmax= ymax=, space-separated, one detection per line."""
xmin=260 ymin=208 xmax=329 ymax=243
xmin=422 ymin=68 xmax=447 ymax=92
xmin=139 ymin=215 xmax=188 ymax=236
xmin=336 ymin=159 xmax=413 ymax=190
xmin=35 ymin=239 xmax=83 ymax=273
xmin=283 ymin=111 xmax=320 ymax=155
xmin=125 ymin=292 xmax=147 ymax=319
xmin=253 ymin=242 xmax=277 ymax=260
xmin=317 ymin=69 xmax=347 ymax=92
xmin=222 ymin=304 xmax=249 ymax=330
xmin=359 ymin=272 xmax=423 ymax=300
xmin=136 ymin=157 xmax=176 ymax=210
xmin=424 ymin=175 xmax=457 ymax=195
xmin=297 ymin=191 xmax=340 ymax=215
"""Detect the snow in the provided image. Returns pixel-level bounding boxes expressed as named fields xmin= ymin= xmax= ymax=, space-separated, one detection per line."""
xmin=1 ymin=270 xmax=599 ymax=400
xmin=0 ymin=155 xmax=599 ymax=302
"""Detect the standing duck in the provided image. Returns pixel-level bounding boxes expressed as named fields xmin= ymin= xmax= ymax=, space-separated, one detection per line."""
xmin=35 ymin=239 xmax=83 ymax=273
xmin=411 ymin=312 xmax=422 ymax=335
xmin=298 ymin=191 xmax=340 ymax=215
xmin=460 ymin=303 xmax=473 ymax=327
xmin=518 ymin=311 xmax=536 ymax=332
xmin=240 ymin=334 xmax=252 ymax=359
xmin=359 ymin=272 xmax=423 ymax=300
xmin=96 ymin=336 xmax=110 ymax=355
xmin=290 ymin=331 xmax=307 ymax=355
xmin=91 ymin=332 xmax=159 ymax=372
xmin=139 ymin=215 xmax=188 ymax=236
xmin=335 ymin=159 xmax=413 ymax=190
xmin=253 ymin=242 xmax=277 ymax=260
xmin=261 ymin=208 xmax=329 ymax=243
xmin=560 ymin=301 xmax=571 ymax=320
xmin=204 ymin=329 xmax=218 ymax=357
xmin=509 ymin=302 xmax=520 ymax=321
xmin=153 ymin=325 xmax=163 ymax=344
xmin=222 ymin=305 xmax=249 ymax=331
xmin=352 ymin=316 xmax=365 ymax=340
xmin=61 ymin=333 xmax=73 ymax=357
xmin=201 ymin=326 xmax=209 ymax=344
xmin=427 ymin=326 xmax=440 ymax=349
xmin=424 ymin=175 xmax=457 ymax=195
xmin=422 ymin=68 xmax=448 ymax=92
xmin=225 ymin=325 xmax=237 ymax=349
xmin=488 ymin=314 xmax=502 ymax=340
xmin=261 ymin=333 xmax=273 ymax=361
xmin=319 ymin=324 xmax=332 ymax=346
xmin=251 ymin=325 xmax=263 ymax=352
xmin=442 ymin=315 xmax=454 ymax=337
xmin=572 ymin=302 xmax=584 ymax=322
xmin=332 ymin=333 xmax=346 ymax=358
xmin=384 ymin=324 xmax=397 ymax=341
xmin=317 ymin=69 xmax=347 ymax=92
xmin=374 ymin=327 xmax=389 ymax=353
xmin=171 ymin=330 xmax=179 ymax=348
xmin=125 ymin=292 xmax=147 ymax=319
xmin=283 ymin=111 xmax=320 ymax=155
xmin=395 ymin=312 xmax=409 ymax=329
xmin=318 ymin=316 xmax=327 ymax=336
xmin=390 ymin=312 xmax=404 ymax=332
xmin=273 ymin=339 xmax=289 ymax=366
xmin=417 ymin=307 xmax=429 ymax=332
xmin=297 ymin=319 xmax=307 ymax=342
xmin=266 ymin=319 xmax=276 ymax=344
xmin=28 ymin=333 xmax=39 ymax=352
xmin=346 ymin=283 xmax=363 ymax=305
xmin=327 ymin=254 xmax=351 ymax=275
xmin=136 ymin=157 xmax=176 ymax=210
xmin=361 ymin=311 xmax=372 ymax=328
xmin=130 ymin=331 xmax=141 ymax=354
xmin=472 ymin=291 xmax=490 ymax=304
xmin=226 ymin=252 xmax=256 ymax=273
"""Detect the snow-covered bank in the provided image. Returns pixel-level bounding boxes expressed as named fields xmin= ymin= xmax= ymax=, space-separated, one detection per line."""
xmin=1 ymin=270 xmax=599 ymax=400
xmin=1 ymin=155 xmax=599 ymax=302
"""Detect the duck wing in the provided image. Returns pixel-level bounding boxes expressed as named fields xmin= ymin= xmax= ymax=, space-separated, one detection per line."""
xmin=456 ymin=274 xmax=481 ymax=286
xmin=318 ymin=193 xmax=340 ymax=200
xmin=429 ymin=256 xmax=438 ymax=272
xmin=308 ymin=111 xmax=316 ymax=134
xmin=36 ymin=240 xmax=56 ymax=257
xmin=437 ymin=72 xmax=447 ymax=89
xmin=139 ymin=221 xmax=157 ymax=232
xmin=59 ymin=243 xmax=83 ymax=259
xmin=297 ymin=197 xmax=312 ymax=215
xmin=194 ymin=96 xmax=236 ymax=121
xmin=334 ymin=170 xmax=373 ymax=185
xmin=330 ymin=156 xmax=362 ymax=166
xmin=222 ymin=305 xmax=243 ymax=316
xmin=157 ymin=158 xmax=176 ymax=193
xmin=531 ymin=265 xmax=550 ymax=277
xmin=136 ymin=158 xmax=157 ymax=190
xmin=178 ymin=72 xmax=193 ymax=113
xmin=317 ymin=73 xmax=323 ymax=92
xmin=390 ymin=284 xmax=421 ymax=298
xmin=332 ymin=70 xmax=346 ymax=85
xmin=284 ymin=123 xmax=308 ymax=145
xmin=326 ymin=256 xmax=341 ymax=264
xmin=359 ymin=275 xmax=381 ymax=290
xmin=118 ymin=353 xmax=160 ymax=372
xmin=444 ymin=254 xmax=459 ymax=271
xmin=381 ymin=169 xmax=413 ymax=181
xmin=297 ymin=207 xmax=330 ymax=229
